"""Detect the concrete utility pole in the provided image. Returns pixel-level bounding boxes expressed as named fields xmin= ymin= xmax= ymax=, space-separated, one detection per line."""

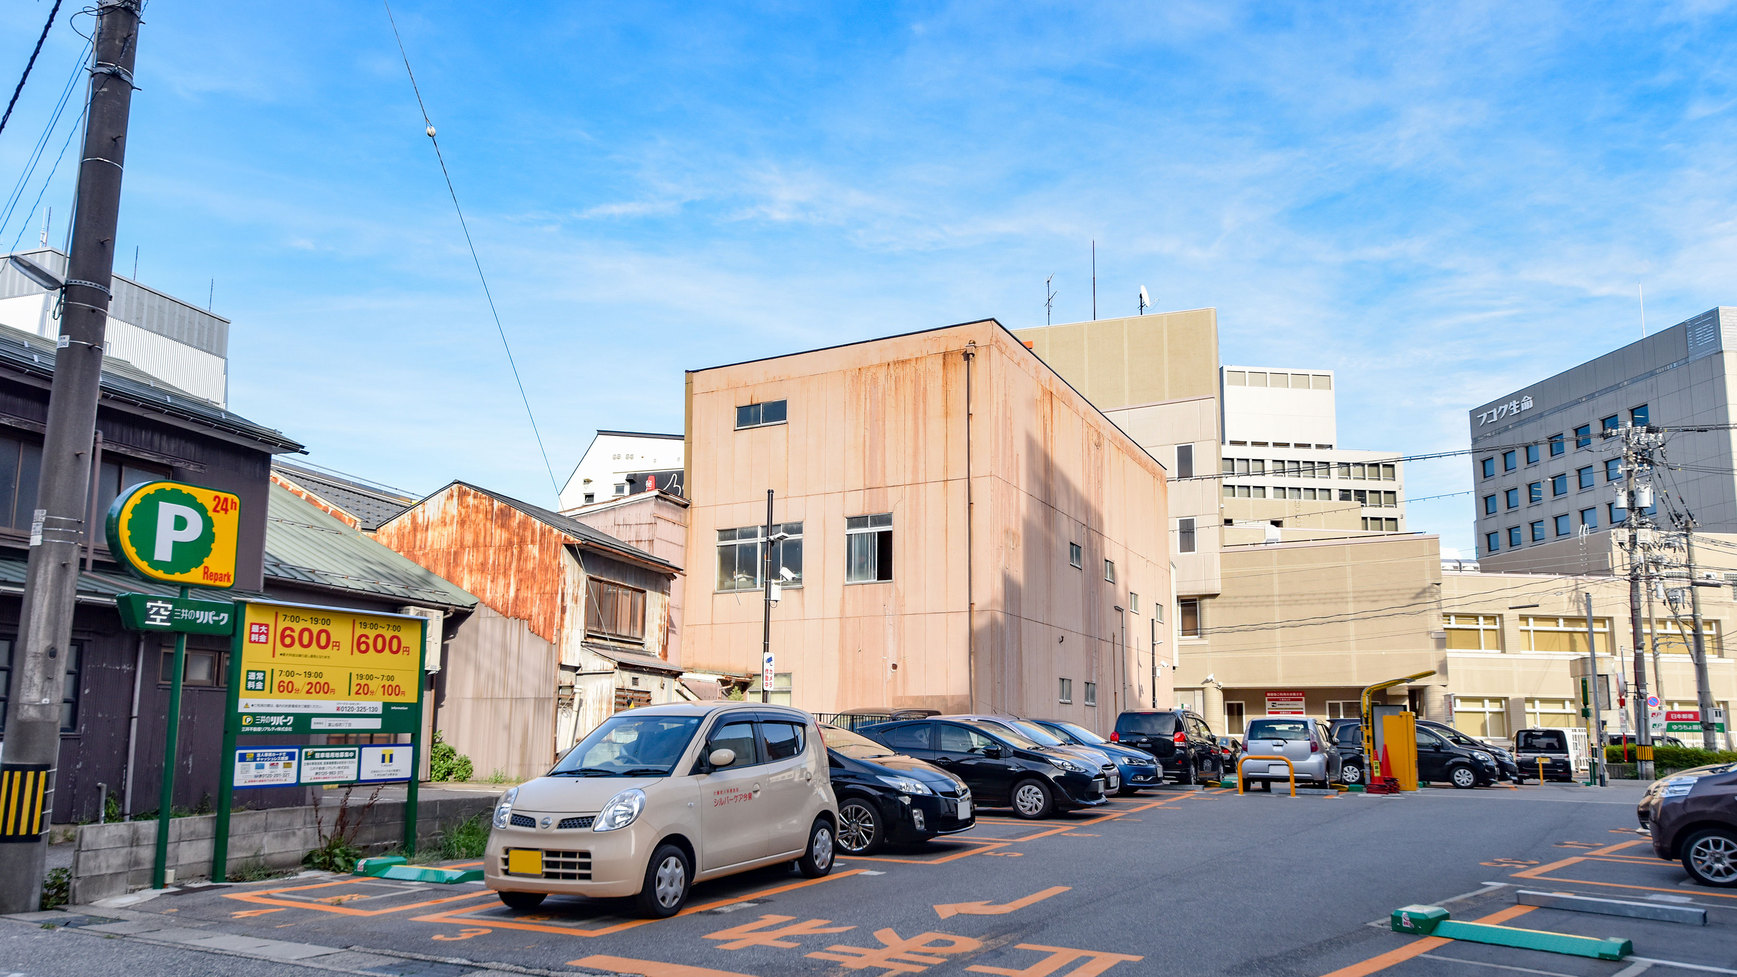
xmin=1584 ymin=592 xmax=1607 ymax=787
xmin=1619 ymin=426 xmax=1655 ymax=779
xmin=1680 ymin=527 xmax=1720 ymax=751
xmin=0 ymin=0 xmax=140 ymax=913
xmin=760 ymin=489 xmax=773 ymax=704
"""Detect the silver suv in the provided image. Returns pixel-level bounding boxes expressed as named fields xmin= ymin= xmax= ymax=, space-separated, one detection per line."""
xmin=1239 ymin=718 xmax=1340 ymax=789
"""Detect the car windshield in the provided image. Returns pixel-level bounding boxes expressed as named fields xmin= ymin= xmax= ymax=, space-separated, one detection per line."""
xmin=971 ymin=720 xmax=1040 ymax=748
xmin=1517 ymin=730 xmax=1568 ymax=753
xmin=820 ymin=724 xmax=898 ymax=760
xmin=1052 ymin=721 xmax=1107 ymax=745
xmin=550 ymin=714 xmax=701 ymax=777
xmin=1246 ymin=720 xmax=1311 ymax=741
xmin=1436 ymin=727 xmax=1476 ymax=746
xmin=1008 ymin=720 xmax=1067 ymax=746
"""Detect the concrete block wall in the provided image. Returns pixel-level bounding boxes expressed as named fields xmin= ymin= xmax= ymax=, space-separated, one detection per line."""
xmin=70 ymin=793 xmax=494 ymax=904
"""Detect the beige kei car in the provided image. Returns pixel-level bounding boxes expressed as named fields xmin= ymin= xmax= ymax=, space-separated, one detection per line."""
xmin=484 ymin=702 xmax=839 ymax=917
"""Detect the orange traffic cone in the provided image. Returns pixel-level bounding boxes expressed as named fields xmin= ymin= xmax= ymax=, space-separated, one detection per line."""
xmin=1368 ymin=744 xmax=1401 ymax=794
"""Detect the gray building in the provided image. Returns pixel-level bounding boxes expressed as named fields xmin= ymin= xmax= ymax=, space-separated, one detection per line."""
xmin=1470 ymin=307 xmax=1737 ymax=571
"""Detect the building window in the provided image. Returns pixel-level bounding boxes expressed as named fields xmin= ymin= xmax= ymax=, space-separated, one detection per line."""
xmin=1605 ymin=458 xmax=1622 ymax=482
xmin=613 ymin=483 xmax=627 ymax=496
xmin=1361 ymin=517 xmax=1399 ymax=531
xmin=0 ymin=637 xmax=81 ymax=732
xmin=1507 ymin=526 xmax=1522 ymax=547
xmin=1444 ymin=614 xmax=1501 ymax=652
xmin=582 ymin=492 xmax=595 ymax=504
xmin=1069 ymin=542 xmax=1082 ymax=568
xmin=735 ymin=400 xmax=788 ymax=429
xmin=845 ymin=514 xmax=894 ymax=583
xmin=1179 ymin=598 xmax=1201 ymax=638
xmin=1177 ymin=518 xmax=1196 ymax=554
xmin=1642 ymin=619 xmax=1720 ymax=657
xmin=1526 ymin=698 xmax=1579 ymax=729
xmin=0 ymin=434 xmax=45 ymax=532
xmin=1485 ymin=531 xmax=1500 ymax=553
xmin=1224 ymin=701 xmax=1246 ymax=735
xmin=1103 ymin=559 xmax=1115 ymax=583
xmin=1551 ymin=474 xmax=1567 ymax=497
xmin=587 ymin=578 xmax=648 ymax=642
xmin=1453 ymin=697 xmax=1509 ymax=739
xmin=1527 ymin=482 xmax=1542 ymax=504
xmin=159 ymin=647 xmax=228 ymax=687
xmin=1631 ymin=404 xmax=1649 ymax=427
xmin=1084 ymin=682 xmax=1097 ymax=707
xmin=716 ymin=523 xmax=803 ymax=592
xmin=1483 ymin=495 xmax=1497 ymax=515
xmin=1519 ymin=615 xmax=1612 ymax=654
xmin=1577 ymin=466 xmax=1594 ymax=490
xmin=1502 ymin=450 xmax=1517 ymax=472
xmin=1480 ymin=457 xmax=1495 ymax=479
xmin=1575 ymin=424 xmax=1592 ymax=449
xmin=1525 ymin=444 xmax=1539 ymax=465
xmin=1549 ymin=434 xmax=1565 ymax=457
xmin=1609 ymin=502 xmax=1626 ymax=525
xmin=1505 ymin=488 xmax=1519 ymax=510
xmin=1580 ymin=507 xmax=1597 ymax=529
xmin=1529 ymin=521 xmax=1545 ymax=542
xmin=1176 ymin=444 xmax=1194 ymax=479
xmin=1059 ymin=678 xmax=1073 ymax=704
xmin=1553 ymin=513 xmax=1571 ymax=537
xmin=1131 ymin=592 xmax=1139 ymax=614
xmin=1601 ymin=414 xmax=1620 ymax=433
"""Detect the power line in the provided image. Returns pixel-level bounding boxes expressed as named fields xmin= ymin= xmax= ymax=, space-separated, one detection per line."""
xmin=0 ymin=0 xmax=63 ymax=140
xmin=381 ymin=0 xmax=561 ymax=500
xmin=0 ymin=35 xmax=89 ymax=245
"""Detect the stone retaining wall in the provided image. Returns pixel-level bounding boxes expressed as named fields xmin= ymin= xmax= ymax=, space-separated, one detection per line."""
xmin=70 ymin=793 xmax=493 ymax=904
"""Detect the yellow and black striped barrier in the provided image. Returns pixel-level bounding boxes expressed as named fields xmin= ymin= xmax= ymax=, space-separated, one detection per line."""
xmin=0 ymin=764 xmax=50 ymax=841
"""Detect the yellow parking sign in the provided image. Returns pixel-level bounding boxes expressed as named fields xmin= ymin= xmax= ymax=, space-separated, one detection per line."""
xmin=105 ymin=480 xmax=241 ymax=588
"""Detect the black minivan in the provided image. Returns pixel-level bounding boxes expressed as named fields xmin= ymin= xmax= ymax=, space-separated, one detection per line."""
xmin=861 ymin=718 xmax=1109 ymax=819
xmin=1111 ymin=709 xmax=1223 ymax=784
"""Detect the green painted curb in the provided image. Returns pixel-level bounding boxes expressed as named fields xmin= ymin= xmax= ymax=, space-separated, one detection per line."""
xmin=355 ymin=856 xmax=407 ymax=876
xmin=1391 ymin=905 xmax=1630 ymax=961
xmin=354 ymin=856 xmax=483 ymax=884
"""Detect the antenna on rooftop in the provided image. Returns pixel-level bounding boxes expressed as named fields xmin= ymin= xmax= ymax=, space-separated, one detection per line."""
xmin=1091 ymin=240 xmax=1097 ymax=320
xmin=1045 ymin=274 xmax=1057 ymax=325
xmin=1138 ymin=285 xmax=1149 ymax=315
xmin=1639 ymin=283 xmax=1646 ymax=338
xmin=38 ymin=208 xmax=50 ymax=247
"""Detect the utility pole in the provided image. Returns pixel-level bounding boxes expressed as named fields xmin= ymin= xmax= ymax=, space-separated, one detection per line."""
xmin=1584 ymin=592 xmax=1607 ymax=786
xmin=760 ymin=489 xmax=773 ymax=704
xmin=1680 ymin=526 xmax=1720 ymax=751
xmin=0 ymin=0 xmax=141 ymax=913
xmin=1619 ymin=425 xmax=1654 ymax=779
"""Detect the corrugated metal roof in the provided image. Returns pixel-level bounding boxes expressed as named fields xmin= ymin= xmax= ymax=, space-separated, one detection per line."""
xmin=584 ymin=643 xmax=684 ymax=675
xmin=273 ymin=463 xmax=416 ymax=531
xmin=264 ymin=485 xmax=476 ymax=608
xmin=0 ymin=557 xmax=264 ymax=604
xmin=4 ymin=249 xmax=230 ymax=356
xmin=441 ymin=481 xmax=680 ymax=575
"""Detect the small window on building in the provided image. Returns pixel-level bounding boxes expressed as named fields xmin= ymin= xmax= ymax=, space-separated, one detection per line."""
xmin=1069 ymin=542 xmax=1082 ymax=568
xmin=1485 ymin=531 xmax=1500 ymax=553
xmin=613 ymin=483 xmax=627 ymax=495
xmin=1609 ymin=502 xmax=1627 ymax=525
xmin=735 ymin=400 xmax=788 ymax=429
xmin=1481 ymin=457 xmax=1495 ymax=479
xmin=1605 ymin=458 xmax=1622 ymax=482
xmin=1551 ymin=474 xmax=1567 ymax=497
xmin=582 ymin=492 xmax=595 ymax=504
xmin=1601 ymin=414 xmax=1620 ymax=433
xmin=1483 ymin=495 xmax=1497 ymax=515
xmin=587 ymin=578 xmax=648 ymax=642
xmin=1508 ymin=526 xmax=1523 ymax=547
xmin=1575 ymin=424 xmax=1592 ymax=449
xmin=1555 ymin=514 xmax=1571 ymax=536
xmin=717 ymin=523 xmax=804 ymax=592
xmin=1179 ymin=598 xmax=1201 ymax=638
xmin=1505 ymin=488 xmax=1519 ymax=510
xmin=1502 ymin=450 xmax=1517 ymax=471
xmin=1530 ymin=520 xmax=1546 ymax=542
xmin=1176 ymin=444 xmax=1194 ymax=479
xmin=1131 ymin=592 xmax=1140 ymax=614
xmin=1059 ymin=678 xmax=1073 ymax=703
xmin=845 ymin=513 xmax=894 ymax=583
xmin=1528 ymin=481 xmax=1542 ymax=504
xmin=1084 ymin=682 xmax=1097 ymax=707
xmin=1178 ymin=517 xmax=1196 ymax=554
xmin=1525 ymin=444 xmax=1539 ymax=465
xmin=1577 ymin=466 xmax=1594 ymax=490
xmin=159 ymin=648 xmax=226 ymax=688
xmin=1580 ymin=507 xmax=1597 ymax=529
xmin=1104 ymin=559 xmax=1115 ymax=583
xmin=1631 ymin=404 xmax=1649 ymax=427
xmin=1549 ymin=433 xmax=1565 ymax=457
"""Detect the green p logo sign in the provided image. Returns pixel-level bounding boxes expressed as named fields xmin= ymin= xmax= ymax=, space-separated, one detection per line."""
xmin=107 ymin=480 xmax=242 ymax=588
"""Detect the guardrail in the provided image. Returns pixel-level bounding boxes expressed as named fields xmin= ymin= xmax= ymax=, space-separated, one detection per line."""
xmin=1236 ymin=755 xmax=1297 ymax=797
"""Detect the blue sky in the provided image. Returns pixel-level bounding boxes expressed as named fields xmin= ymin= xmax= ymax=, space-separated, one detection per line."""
xmin=1 ymin=1 xmax=1734 ymax=556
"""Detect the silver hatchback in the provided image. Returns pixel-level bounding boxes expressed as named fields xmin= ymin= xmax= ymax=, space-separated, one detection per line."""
xmin=1238 ymin=718 xmax=1340 ymax=788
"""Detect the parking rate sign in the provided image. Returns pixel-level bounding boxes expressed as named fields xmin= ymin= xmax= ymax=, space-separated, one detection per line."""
xmin=234 ymin=600 xmax=426 ymax=735
xmin=106 ymin=480 xmax=242 ymax=588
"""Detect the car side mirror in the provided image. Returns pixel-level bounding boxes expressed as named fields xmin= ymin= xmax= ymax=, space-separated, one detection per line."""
xmin=983 ymin=745 xmax=1004 ymax=759
xmin=708 ymin=748 xmax=737 ymax=769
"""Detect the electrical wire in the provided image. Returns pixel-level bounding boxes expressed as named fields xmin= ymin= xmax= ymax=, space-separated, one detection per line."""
xmin=382 ymin=0 xmax=561 ymax=500
xmin=0 ymin=0 xmax=63 ymax=140
xmin=0 ymin=34 xmax=89 ymax=246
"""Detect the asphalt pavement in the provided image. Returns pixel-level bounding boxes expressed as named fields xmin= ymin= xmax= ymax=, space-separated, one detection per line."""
xmin=6 ymin=781 xmax=1735 ymax=977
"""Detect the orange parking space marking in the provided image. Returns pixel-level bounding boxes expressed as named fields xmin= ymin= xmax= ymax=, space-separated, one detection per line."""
xmin=223 ymin=878 xmax=495 ymax=917
xmin=1317 ymin=905 xmax=1535 ymax=977
xmin=412 ymin=868 xmax=867 ymax=938
xmin=845 ymin=838 xmax=1011 ymax=865
xmin=573 ymin=955 xmax=760 ymax=977
xmin=1514 ymin=854 xmax=1737 ymax=901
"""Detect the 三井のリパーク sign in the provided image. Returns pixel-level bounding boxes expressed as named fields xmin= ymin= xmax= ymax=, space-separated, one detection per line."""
xmin=105 ymin=480 xmax=241 ymax=588
xmin=234 ymin=600 xmax=426 ymax=735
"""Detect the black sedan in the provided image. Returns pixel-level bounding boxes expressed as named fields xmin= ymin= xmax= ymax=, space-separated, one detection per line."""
xmin=819 ymin=723 xmax=975 ymax=855
xmin=861 ymin=717 xmax=1110 ymax=819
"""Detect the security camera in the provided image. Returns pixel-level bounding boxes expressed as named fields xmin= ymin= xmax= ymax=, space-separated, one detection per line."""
xmin=778 ymin=567 xmax=796 ymax=582
xmin=770 ymin=531 xmax=791 ymax=543
xmin=1203 ymin=673 xmax=1215 ymax=684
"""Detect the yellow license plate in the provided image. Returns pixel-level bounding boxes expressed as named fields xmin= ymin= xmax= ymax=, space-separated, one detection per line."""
xmin=506 ymin=849 xmax=543 ymax=876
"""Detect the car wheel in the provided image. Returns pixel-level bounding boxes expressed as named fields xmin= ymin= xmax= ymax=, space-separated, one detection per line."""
xmin=1340 ymin=761 xmax=1364 ymax=786
xmin=837 ymin=798 xmax=884 ymax=855
xmin=1449 ymin=764 xmax=1478 ymax=789
xmin=1178 ymin=760 xmax=1196 ymax=786
xmin=1010 ymin=778 xmax=1054 ymax=819
xmin=796 ymin=818 xmax=836 ymax=877
xmin=1681 ymin=828 xmax=1737 ymax=887
xmin=634 ymin=844 xmax=691 ymax=918
xmin=1116 ymin=783 xmax=1140 ymax=797
xmin=498 ymin=890 xmax=545 ymax=911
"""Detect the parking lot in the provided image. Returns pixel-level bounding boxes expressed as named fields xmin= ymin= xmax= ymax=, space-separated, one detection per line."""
xmin=8 ymin=780 xmax=1736 ymax=977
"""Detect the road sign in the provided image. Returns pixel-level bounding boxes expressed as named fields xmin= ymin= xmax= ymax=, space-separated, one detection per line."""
xmin=1663 ymin=709 xmax=1728 ymax=733
xmin=762 ymin=652 xmax=775 ymax=690
xmin=1646 ymin=695 xmax=1659 ymax=708
xmin=233 ymin=600 xmax=426 ymax=735
xmin=106 ymin=480 xmax=241 ymax=588
xmin=114 ymin=592 xmax=235 ymax=634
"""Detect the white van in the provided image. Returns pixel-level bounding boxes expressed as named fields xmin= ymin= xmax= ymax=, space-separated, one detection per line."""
xmin=485 ymin=702 xmax=839 ymax=917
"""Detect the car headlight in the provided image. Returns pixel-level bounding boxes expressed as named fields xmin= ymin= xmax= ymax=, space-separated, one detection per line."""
xmin=594 ymin=788 xmax=646 ymax=832
xmin=493 ymin=786 xmax=519 ymax=829
xmin=1663 ymin=776 xmax=1703 ymax=798
xmin=878 ymin=775 xmax=934 ymax=795
xmin=1473 ymin=751 xmax=1492 ymax=762
xmin=1050 ymin=757 xmax=1087 ymax=774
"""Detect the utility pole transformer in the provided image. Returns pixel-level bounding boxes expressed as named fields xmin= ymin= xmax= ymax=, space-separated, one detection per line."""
xmin=0 ymin=0 xmax=141 ymax=913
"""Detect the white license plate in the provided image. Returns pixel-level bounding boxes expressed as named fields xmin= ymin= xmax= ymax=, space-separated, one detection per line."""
xmin=957 ymin=799 xmax=972 ymax=819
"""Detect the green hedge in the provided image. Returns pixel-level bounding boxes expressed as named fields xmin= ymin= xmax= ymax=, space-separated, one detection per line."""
xmin=1603 ymin=743 xmax=1737 ymax=768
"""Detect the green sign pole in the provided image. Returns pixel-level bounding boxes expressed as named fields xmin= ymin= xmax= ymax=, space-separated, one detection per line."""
xmin=151 ymin=585 xmax=191 ymax=889
xmin=404 ymin=616 xmax=427 ymax=856
xmin=211 ymin=607 xmax=244 ymax=882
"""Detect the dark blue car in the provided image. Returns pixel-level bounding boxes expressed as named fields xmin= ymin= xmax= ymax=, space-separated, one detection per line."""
xmin=1028 ymin=718 xmax=1163 ymax=794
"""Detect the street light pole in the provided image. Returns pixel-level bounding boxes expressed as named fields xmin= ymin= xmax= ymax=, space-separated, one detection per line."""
xmin=761 ymin=489 xmax=772 ymax=704
xmin=0 ymin=0 xmax=141 ymax=913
